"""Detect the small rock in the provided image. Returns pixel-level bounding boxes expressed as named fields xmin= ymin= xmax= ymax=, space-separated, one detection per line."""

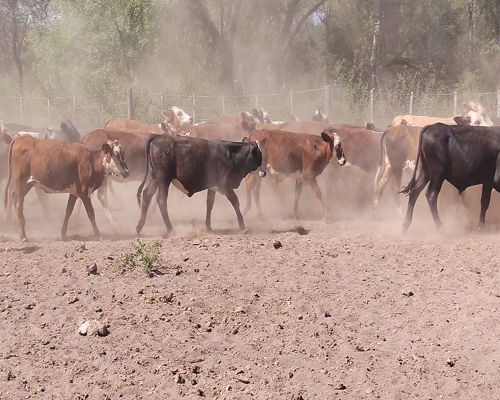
xmin=61 ymin=267 xmax=67 ymax=273
xmin=334 ymin=382 xmax=347 ymax=390
xmin=78 ymin=320 xmax=109 ymax=337
xmin=402 ymin=290 xmax=414 ymax=297
xmin=75 ymin=242 xmax=86 ymax=253
xmin=289 ymin=372 xmax=294 ymax=379
xmin=447 ymin=358 xmax=456 ymax=367
xmin=295 ymin=226 xmax=310 ymax=235
xmin=297 ymin=314 xmax=303 ymax=320
xmin=324 ymin=311 xmax=331 ymax=318
xmin=86 ymin=263 xmax=98 ymax=275
xmin=7 ymin=371 xmax=15 ymax=381
xmin=95 ymin=307 xmax=102 ymax=313
xmin=24 ymin=303 xmax=35 ymax=310
xmin=68 ymin=296 xmax=79 ymax=304
xmin=226 ymin=385 xmax=232 ymax=391
xmin=273 ymin=240 xmax=282 ymax=249
xmin=176 ymin=374 xmax=185 ymax=384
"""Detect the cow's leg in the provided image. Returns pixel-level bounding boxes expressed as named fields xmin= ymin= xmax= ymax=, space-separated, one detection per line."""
xmin=225 ymin=188 xmax=245 ymax=229
xmin=156 ymin=184 xmax=174 ymax=233
xmin=293 ymin=181 xmax=303 ymax=220
xmin=373 ymin=164 xmax=392 ymax=210
xmin=253 ymin=177 xmax=264 ymax=219
xmin=402 ymin=172 xmax=429 ymax=233
xmin=61 ymin=194 xmax=78 ymax=241
xmin=96 ymin=182 xmax=118 ymax=227
xmin=425 ymin=179 xmax=444 ymax=230
xmin=305 ymin=175 xmax=327 ymax=221
xmin=136 ymin=180 xmax=159 ymax=234
xmin=242 ymin=175 xmax=253 ymax=215
xmin=391 ymin=170 xmax=403 ymax=215
xmin=478 ymin=184 xmax=492 ymax=231
xmin=13 ymin=183 xmax=31 ymax=242
xmin=80 ymin=195 xmax=101 ymax=239
xmin=205 ymin=189 xmax=216 ymax=231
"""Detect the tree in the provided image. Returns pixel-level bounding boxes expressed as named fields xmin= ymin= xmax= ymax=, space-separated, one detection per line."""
xmin=0 ymin=0 xmax=52 ymax=94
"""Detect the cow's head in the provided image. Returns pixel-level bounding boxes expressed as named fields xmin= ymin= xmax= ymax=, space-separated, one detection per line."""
xmin=364 ymin=122 xmax=376 ymax=131
xmin=241 ymin=117 xmax=257 ymax=134
xmin=102 ymin=140 xmax=129 ymax=178
xmin=240 ymin=111 xmax=257 ymax=124
xmin=464 ymin=101 xmax=493 ymax=126
xmin=252 ymin=108 xmax=265 ymax=124
xmin=321 ymin=128 xmax=346 ymax=166
xmin=171 ymin=106 xmax=193 ymax=125
xmin=464 ymin=110 xmax=488 ymax=126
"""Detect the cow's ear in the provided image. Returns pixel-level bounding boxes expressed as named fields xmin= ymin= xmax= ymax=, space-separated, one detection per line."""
xmin=453 ymin=116 xmax=465 ymax=125
xmin=401 ymin=119 xmax=408 ymax=126
xmin=60 ymin=122 xmax=70 ymax=135
xmin=242 ymin=137 xmax=249 ymax=143
xmin=3 ymin=133 xmax=12 ymax=144
xmin=462 ymin=102 xmax=473 ymax=113
xmin=102 ymin=143 xmax=112 ymax=154
xmin=321 ymin=130 xmax=333 ymax=143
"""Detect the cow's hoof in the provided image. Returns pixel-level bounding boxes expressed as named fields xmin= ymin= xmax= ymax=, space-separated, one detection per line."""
xmin=21 ymin=237 xmax=29 ymax=243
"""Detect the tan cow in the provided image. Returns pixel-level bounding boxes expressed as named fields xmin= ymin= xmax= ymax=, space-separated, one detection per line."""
xmin=104 ymin=117 xmax=165 ymax=134
xmin=4 ymin=135 xmax=129 ymax=241
xmin=176 ymin=113 xmax=256 ymax=141
xmin=392 ymin=103 xmax=492 ymax=127
xmin=244 ymin=129 xmax=346 ymax=220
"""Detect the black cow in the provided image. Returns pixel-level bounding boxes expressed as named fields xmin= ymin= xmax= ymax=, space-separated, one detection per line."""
xmin=401 ymin=123 xmax=500 ymax=232
xmin=136 ymin=134 xmax=263 ymax=234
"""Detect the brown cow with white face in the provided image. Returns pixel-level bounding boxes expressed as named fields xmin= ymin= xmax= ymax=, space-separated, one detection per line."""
xmin=244 ymin=128 xmax=346 ymax=220
xmin=4 ymin=135 xmax=129 ymax=241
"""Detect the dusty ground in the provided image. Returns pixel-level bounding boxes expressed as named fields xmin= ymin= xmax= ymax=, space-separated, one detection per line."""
xmin=1 ymin=174 xmax=500 ymax=399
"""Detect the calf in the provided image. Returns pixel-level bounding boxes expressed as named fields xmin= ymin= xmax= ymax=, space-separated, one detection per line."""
xmin=4 ymin=135 xmax=129 ymax=241
xmin=401 ymin=123 xmax=500 ymax=232
xmin=162 ymin=106 xmax=193 ymax=127
xmin=136 ymin=135 xmax=263 ymax=234
xmin=82 ymin=129 xmax=158 ymax=224
xmin=244 ymin=128 xmax=346 ymax=220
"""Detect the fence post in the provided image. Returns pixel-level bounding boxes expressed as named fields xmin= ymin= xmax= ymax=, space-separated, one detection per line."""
xmin=497 ymin=89 xmax=500 ymax=118
xmin=47 ymin=98 xmax=51 ymax=127
xmin=453 ymin=90 xmax=457 ymax=116
xmin=161 ymin=92 xmax=165 ymax=112
xmin=127 ymin=88 xmax=134 ymax=120
xmin=73 ymin=94 xmax=77 ymax=123
xmin=222 ymin=94 xmax=225 ymax=116
xmin=256 ymin=93 xmax=259 ymax=109
xmin=409 ymin=91 xmax=414 ymax=115
xmin=370 ymin=89 xmax=374 ymax=123
xmin=20 ymin=96 xmax=24 ymax=124
xmin=290 ymin=90 xmax=293 ymax=117
xmin=324 ymin=85 xmax=331 ymax=120
xmin=192 ymin=93 xmax=196 ymax=124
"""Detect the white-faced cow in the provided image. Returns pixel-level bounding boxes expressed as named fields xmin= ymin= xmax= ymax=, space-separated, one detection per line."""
xmin=244 ymin=128 xmax=346 ymax=220
xmin=175 ymin=113 xmax=256 ymax=141
xmin=136 ymin=134 xmax=263 ymax=234
xmin=4 ymin=135 xmax=129 ymax=241
xmin=401 ymin=123 xmax=500 ymax=232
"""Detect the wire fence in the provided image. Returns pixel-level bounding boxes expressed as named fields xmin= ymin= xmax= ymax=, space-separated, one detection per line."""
xmin=1 ymin=86 xmax=499 ymax=133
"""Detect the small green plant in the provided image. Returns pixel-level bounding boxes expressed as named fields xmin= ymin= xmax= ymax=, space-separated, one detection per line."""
xmin=116 ymin=239 xmax=163 ymax=275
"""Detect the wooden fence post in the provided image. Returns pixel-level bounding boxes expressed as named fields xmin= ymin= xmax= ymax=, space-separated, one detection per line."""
xmin=409 ymin=91 xmax=414 ymax=115
xmin=453 ymin=90 xmax=457 ymax=116
xmin=127 ymin=88 xmax=134 ymax=120
xmin=222 ymin=94 xmax=225 ymax=116
xmin=497 ymin=89 xmax=500 ymax=118
xmin=324 ymin=85 xmax=331 ymax=120
xmin=370 ymin=89 xmax=374 ymax=123
xmin=192 ymin=94 xmax=196 ymax=124
xmin=73 ymin=94 xmax=77 ymax=123
xmin=20 ymin=96 xmax=24 ymax=124
xmin=47 ymin=98 xmax=51 ymax=127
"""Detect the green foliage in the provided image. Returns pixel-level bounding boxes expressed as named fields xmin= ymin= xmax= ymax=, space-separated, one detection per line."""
xmin=116 ymin=239 xmax=163 ymax=275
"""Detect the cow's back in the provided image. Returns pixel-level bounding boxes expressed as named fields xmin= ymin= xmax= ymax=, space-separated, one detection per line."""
xmin=105 ymin=117 xmax=163 ymax=135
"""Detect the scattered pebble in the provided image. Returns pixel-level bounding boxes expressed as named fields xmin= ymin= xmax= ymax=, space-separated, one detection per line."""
xmin=86 ymin=262 xmax=98 ymax=275
xmin=68 ymin=296 xmax=79 ymax=304
xmin=273 ymin=240 xmax=282 ymax=249
xmin=78 ymin=320 xmax=109 ymax=337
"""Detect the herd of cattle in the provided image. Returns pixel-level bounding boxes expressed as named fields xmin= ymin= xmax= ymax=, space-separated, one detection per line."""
xmin=0 ymin=100 xmax=499 ymax=242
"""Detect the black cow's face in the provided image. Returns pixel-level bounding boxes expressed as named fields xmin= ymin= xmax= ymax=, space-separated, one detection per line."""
xmin=247 ymin=142 xmax=263 ymax=173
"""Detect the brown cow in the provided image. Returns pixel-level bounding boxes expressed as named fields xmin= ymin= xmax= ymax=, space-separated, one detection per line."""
xmin=4 ymin=135 xmax=129 ymax=241
xmin=82 ymin=128 xmax=159 ymax=224
xmin=104 ymin=117 xmax=165 ymax=134
xmin=244 ymin=128 xmax=346 ymax=220
xmin=176 ymin=113 xmax=256 ymax=141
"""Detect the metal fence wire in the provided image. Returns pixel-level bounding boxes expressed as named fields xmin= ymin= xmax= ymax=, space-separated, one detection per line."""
xmin=1 ymin=86 xmax=500 ymax=133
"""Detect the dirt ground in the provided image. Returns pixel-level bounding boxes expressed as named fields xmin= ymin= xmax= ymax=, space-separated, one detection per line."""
xmin=1 ymin=171 xmax=500 ymax=399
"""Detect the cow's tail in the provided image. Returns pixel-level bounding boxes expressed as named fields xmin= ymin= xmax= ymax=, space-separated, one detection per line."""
xmin=374 ymin=128 xmax=389 ymax=189
xmin=3 ymin=137 xmax=15 ymax=218
xmin=400 ymin=125 xmax=429 ymax=196
xmin=136 ymin=134 xmax=156 ymax=207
